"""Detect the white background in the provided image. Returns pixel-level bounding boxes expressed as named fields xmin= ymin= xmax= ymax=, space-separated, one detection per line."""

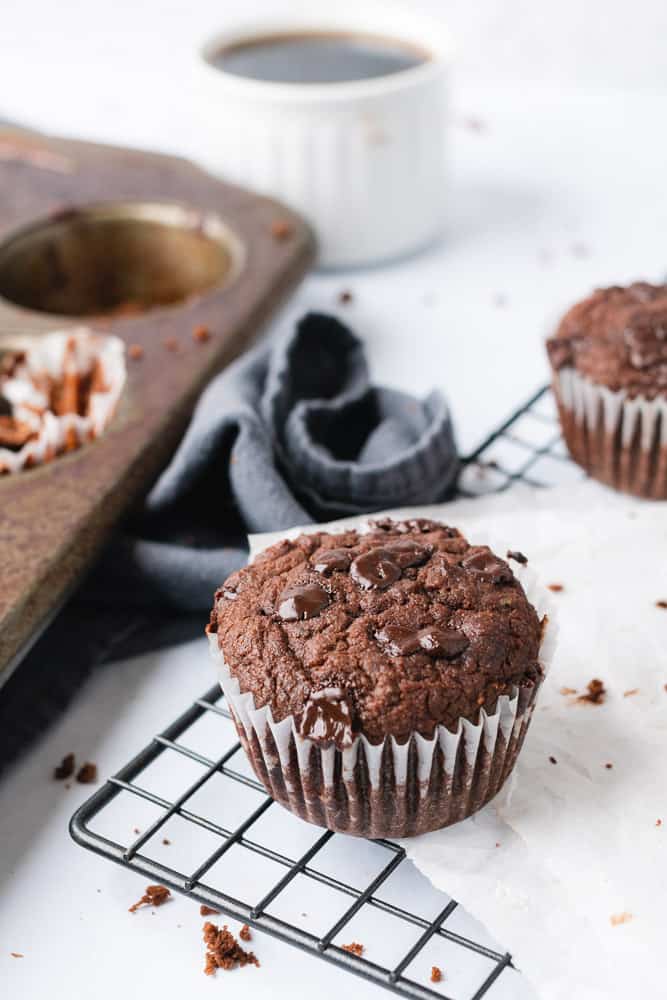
xmin=1 ymin=2 xmax=667 ymax=998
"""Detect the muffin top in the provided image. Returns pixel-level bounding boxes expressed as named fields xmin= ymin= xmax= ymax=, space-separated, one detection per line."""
xmin=546 ymin=282 xmax=667 ymax=399
xmin=210 ymin=519 xmax=544 ymax=747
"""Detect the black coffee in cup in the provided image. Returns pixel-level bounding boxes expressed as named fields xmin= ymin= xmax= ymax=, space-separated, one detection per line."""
xmin=210 ymin=31 xmax=429 ymax=85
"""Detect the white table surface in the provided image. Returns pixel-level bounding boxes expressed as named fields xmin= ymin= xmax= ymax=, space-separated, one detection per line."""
xmin=2 ymin=2 xmax=667 ymax=997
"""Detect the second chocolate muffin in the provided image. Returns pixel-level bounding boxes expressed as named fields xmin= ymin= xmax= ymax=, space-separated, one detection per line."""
xmin=208 ymin=518 xmax=551 ymax=838
xmin=547 ymin=282 xmax=667 ymax=498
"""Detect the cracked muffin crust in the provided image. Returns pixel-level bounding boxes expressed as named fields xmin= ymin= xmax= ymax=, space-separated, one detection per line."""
xmin=210 ymin=518 xmax=544 ymax=747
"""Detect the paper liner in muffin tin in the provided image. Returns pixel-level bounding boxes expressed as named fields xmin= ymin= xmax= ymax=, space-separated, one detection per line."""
xmin=553 ymin=365 xmax=667 ymax=499
xmin=0 ymin=329 xmax=126 ymax=474
xmin=208 ymin=547 xmax=557 ymax=839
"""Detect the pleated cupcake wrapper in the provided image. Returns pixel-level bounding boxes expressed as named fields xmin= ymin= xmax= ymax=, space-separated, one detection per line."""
xmin=208 ymin=543 xmax=557 ymax=838
xmin=0 ymin=329 xmax=126 ymax=473
xmin=553 ymin=365 xmax=667 ymax=499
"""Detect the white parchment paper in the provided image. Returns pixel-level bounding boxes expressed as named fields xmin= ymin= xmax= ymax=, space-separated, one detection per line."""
xmin=249 ymin=482 xmax=667 ymax=999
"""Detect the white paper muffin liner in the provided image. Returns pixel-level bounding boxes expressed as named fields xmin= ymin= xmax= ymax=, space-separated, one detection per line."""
xmin=208 ymin=532 xmax=557 ymax=838
xmin=553 ymin=365 xmax=667 ymax=499
xmin=0 ymin=328 xmax=126 ymax=474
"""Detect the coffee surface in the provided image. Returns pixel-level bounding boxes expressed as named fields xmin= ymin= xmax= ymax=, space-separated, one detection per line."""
xmin=211 ymin=32 xmax=428 ymax=85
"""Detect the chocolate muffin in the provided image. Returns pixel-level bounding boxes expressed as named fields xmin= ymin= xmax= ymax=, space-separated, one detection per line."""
xmin=208 ymin=518 xmax=551 ymax=838
xmin=547 ymin=282 xmax=667 ymax=498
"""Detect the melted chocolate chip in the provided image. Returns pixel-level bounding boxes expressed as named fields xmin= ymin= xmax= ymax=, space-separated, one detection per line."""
xmin=462 ymin=549 xmax=513 ymax=583
xmin=351 ymin=548 xmax=401 ymax=590
xmin=277 ymin=583 xmax=330 ymax=621
xmin=375 ymin=625 xmax=421 ymax=656
xmin=313 ymin=547 xmax=352 ymax=575
xmin=298 ymin=688 xmax=354 ymax=748
xmin=385 ymin=539 xmax=432 ymax=568
xmin=373 ymin=517 xmax=455 ymax=535
xmin=418 ymin=627 xmax=469 ymax=658
xmin=376 ymin=624 xmax=469 ymax=659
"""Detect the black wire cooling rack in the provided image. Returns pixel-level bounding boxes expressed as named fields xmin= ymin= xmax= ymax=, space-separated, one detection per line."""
xmin=70 ymin=384 xmax=580 ymax=1000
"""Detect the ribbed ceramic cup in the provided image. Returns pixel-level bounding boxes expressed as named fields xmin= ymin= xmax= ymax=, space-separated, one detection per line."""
xmin=193 ymin=2 xmax=451 ymax=268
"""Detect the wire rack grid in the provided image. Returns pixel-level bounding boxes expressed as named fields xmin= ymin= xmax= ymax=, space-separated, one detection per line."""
xmin=70 ymin=385 xmax=578 ymax=1000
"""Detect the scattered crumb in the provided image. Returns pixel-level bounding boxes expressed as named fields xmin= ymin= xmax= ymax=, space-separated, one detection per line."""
xmin=548 ymin=583 xmax=564 ymax=592
xmin=341 ymin=942 xmax=364 ymax=957
xmin=338 ymin=290 xmax=353 ymax=305
xmin=664 ymin=684 xmax=667 ymax=693
xmin=200 ymin=905 xmax=219 ymax=917
xmin=605 ymin=763 xmax=613 ymax=770
xmin=128 ymin=344 xmax=144 ymax=361
xmin=560 ymin=686 xmax=577 ymax=696
xmin=492 ymin=293 xmax=507 ymax=307
xmin=571 ymin=241 xmax=590 ymax=259
xmin=132 ymin=828 xmax=141 ymax=835
xmin=623 ymin=689 xmax=639 ymax=698
xmin=462 ymin=115 xmax=486 ymax=133
xmin=549 ymin=756 xmax=558 ymax=765
xmin=507 ymin=550 xmax=528 ymax=566
xmin=192 ymin=324 xmax=210 ymax=344
xmin=270 ymin=219 xmax=293 ymax=241
xmin=76 ymin=762 xmax=97 ymax=784
xmin=430 ymin=966 xmax=442 ymax=983
xmin=203 ymin=921 xmax=259 ymax=975
xmin=162 ymin=838 xmax=171 ymax=846
xmin=53 ymin=752 xmax=75 ymax=780
xmin=10 ymin=952 xmax=23 ymax=958
xmin=163 ymin=336 xmax=180 ymax=352
xmin=610 ymin=912 xmax=633 ymax=927
xmin=129 ymin=885 xmax=171 ymax=913
xmin=656 ymin=819 xmax=662 ymax=827
xmin=578 ymin=679 xmax=606 ymax=705
xmin=495 ymin=842 xmax=501 ymax=848
xmin=656 ymin=600 xmax=667 ymax=609
xmin=239 ymin=924 xmax=251 ymax=942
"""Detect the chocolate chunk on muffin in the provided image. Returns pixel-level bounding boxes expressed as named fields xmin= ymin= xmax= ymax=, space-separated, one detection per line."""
xmin=209 ymin=518 xmax=551 ymax=838
xmin=547 ymin=282 xmax=667 ymax=498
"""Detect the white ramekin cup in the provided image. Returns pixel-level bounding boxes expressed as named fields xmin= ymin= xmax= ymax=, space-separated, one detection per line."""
xmin=192 ymin=4 xmax=451 ymax=269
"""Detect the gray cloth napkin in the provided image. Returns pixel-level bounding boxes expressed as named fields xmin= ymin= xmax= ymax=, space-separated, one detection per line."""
xmin=0 ymin=312 xmax=459 ymax=764
xmin=87 ymin=312 xmax=458 ymax=610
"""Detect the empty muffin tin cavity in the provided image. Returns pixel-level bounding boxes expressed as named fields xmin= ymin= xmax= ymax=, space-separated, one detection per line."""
xmin=0 ymin=201 xmax=245 ymax=317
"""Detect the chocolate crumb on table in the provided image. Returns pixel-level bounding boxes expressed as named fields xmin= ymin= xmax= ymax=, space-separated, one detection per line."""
xmin=623 ymin=688 xmax=639 ymax=697
xmin=202 ymin=921 xmax=259 ymax=975
xmin=560 ymin=686 xmax=577 ymax=696
xmin=657 ymin=600 xmax=667 ymax=609
xmin=76 ymin=762 xmax=97 ymax=784
xmin=192 ymin=324 xmax=210 ymax=344
xmin=430 ymin=966 xmax=442 ymax=983
xmin=605 ymin=763 xmax=613 ymax=770
xmin=338 ymin=290 xmax=353 ymax=305
xmin=578 ymin=679 xmax=606 ymax=705
xmin=548 ymin=583 xmax=564 ymax=593
xmin=549 ymin=756 xmax=558 ymax=765
xmin=506 ymin=550 xmax=528 ymax=565
xmin=200 ymin=905 xmax=219 ymax=917
xmin=10 ymin=952 xmax=23 ymax=958
xmin=341 ymin=942 xmax=364 ymax=957
xmin=610 ymin=912 xmax=633 ymax=927
xmin=239 ymin=924 xmax=251 ymax=942
xmin=162 ymin=838 xmax=171 ymax=845
xmin=656 ymin=819 xmax=662 ymax=827
xmin=53 ymin=753 xmax=75 ymax=780
xmin=129 ymin=885 xmax=171 ymax=913
xmin=270 ymin=218 xmax=293 ymax=241
xmin=128 ymin=344 xmax=144 ymax=361
xmin=132 ymin=827 xmax=141 ymax=835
